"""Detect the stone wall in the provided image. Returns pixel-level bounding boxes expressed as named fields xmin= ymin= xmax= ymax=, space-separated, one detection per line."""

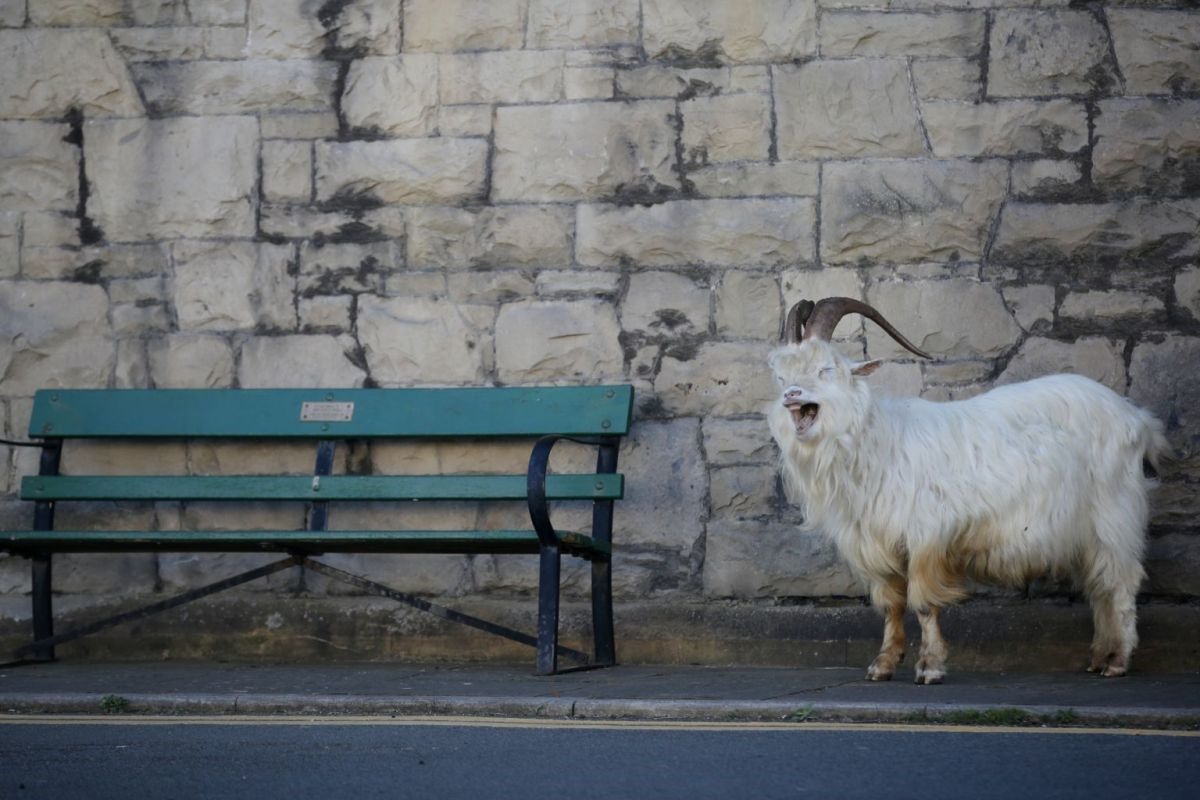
xmin=1 ymin=0 xmax=1198 ymax=664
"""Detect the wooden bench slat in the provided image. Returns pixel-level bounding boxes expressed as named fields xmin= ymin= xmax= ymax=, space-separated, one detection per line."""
xmin=28 ymin=387 xmax=634 ymax=439
xmin=2 ymin=530 xmax=609 ymax=556
xmin=22 ymin=474 xmax=624 ymax=502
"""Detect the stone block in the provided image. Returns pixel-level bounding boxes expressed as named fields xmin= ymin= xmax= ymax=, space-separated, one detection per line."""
xmin=495 ymin=300 xmax=624 ymax=384
xmin=404 ymin=0 xmax=525 ymax=51
xmin=681 ymin=93 xmax=771 ymax=164
xmin=1109 ymin=10 xmax=1200 ymax=95
xmin=1176 ymin=267 xmax=1200 ymax=323
xmin=1002 ymin=284 xmax=1055 ymax=332
xmin=1 ymin=0 xmax=26 ymax=27
xmin=87 ymin=117 xmax=258 ymax=242
xmin=238 ymin=335 xmax=367 ymax=388
xmin=260 ymin=112 xmax=340 ymax=140
xmin=688 ymin=161 xmax=820 ymax=199
xmin=0 ymin=122 xmax=77 ymax=213
xmin=132 ymin=59 xmax=336 ymax=115
xmin=0 ymin=29 xmax=143 ymax=118
xmin=446 ymin=271 xmax=536 ymax=305
xmin=621 ymin=272 xmax=710 ymax=337
xmin=0 ymin=281 xmax=113 ymax=395
xmin=617 ymin=65 xmax=760 ymax=99
xmin=528 ymin=0 xmax=640 ymax=48
xmin=147 ymin=335 xmax=236 ymax=389
xmin=173 ymin=241 xmax=296 ymax=333
xmin=1060 ymin=290 xmax=1164 ymax=322
xmin=357 ymin=296 xmax=491 ymax=386
xmin=702 ymin=417 xmax=776 ymax=466
xmin=868 ymin=362 xmax=923 ymax=398
xmin=0 ymin=213 xmax=16 ymax=278
xmin=565 ymin=67 xmax=616 ymax=100
xmin=1145 ymin=534 xmax=1200 ymax=597
xmin=997 ymin=337 xmax=1126 ymax=392
xmin=716 ymin=270 xmax=779 ymax=340
xmin=306 ymin=552 xmax=471 ymax=597
xmin=988 ymin=10 xmax=1116 ymax=98
xmin=821 ymin=160 xmax=1007 ymax=265
xmin=655 ymin=341 xmax=776 ymax=417
xmin=316 ymin=138 xmax=489 ymax=206
xmin=710 ymin=465 xmax=777 ymax=519
xmin=643 ymin=0 xmax=817 ymax=63
xmin=407 ymin=205 xmax=573 ymax=269
xmin=262 ymin=141 xmax=313 ymax=204
xmin=613 ymin=418 xmax=707 ymax=552
xmin=923 ymin=100 xmax=1087 ymax=157
xmin=342 ymin=55 xmax=439 ymax=137
xmin=577 ymin=198 xmax=816 ymax=268
xmin=865 ymin=278 xmax=1020 ymax=359
xmin=189 ymin=0 xmax=246 ymax=26
xmin=300 ymin=295 xmax=352 ymax=332
xmin=437 ymin=105 xmax=494 ymax=138
xmin=542 ymin=273 xmax=628 ymax=303
xmin=1011 ymin=160 xmax=1084 ymax=198
xmin=911 ymin=58 xmax=981 ymax=101
xmin=775 ymin=60 xmax=925 ymax=159
xmin=820 ymin=11 xmax=985 ymax=57
xmin=493 ymin=101 xmax=677 ymax=203
xmin=991 ymin=199 xmax=1200 ymax=268
xmin=299 ymin=240 xmax=398 ymax=296
xmin=159 ymin=552 xmax=301 ymax=594
xmin=248 ymin=0 xmax=323 ymax=58
xmin=439 ymin=51 xmax=565 ymax=105
xmin=1129 ymin=336 xmax=1200 ymax=463
xmin=111 ymin=26 xmax=247 ymax=62
xmin=129 ymin=0 xmax=189 ymax=25
xmin=1092 ymin=99 xmax=1200 ymax=195
xmin=188 ymin=441 xmax=336 ymax=476
xmin=703 ymin=521 xmax=861 ymax=599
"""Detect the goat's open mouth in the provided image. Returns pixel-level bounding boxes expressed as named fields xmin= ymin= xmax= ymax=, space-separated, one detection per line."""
xmin=785 ymin=402 xmax=820 ymax=435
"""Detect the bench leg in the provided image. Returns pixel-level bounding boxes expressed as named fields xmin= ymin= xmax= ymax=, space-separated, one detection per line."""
xmin=536 ymin=545 xmax=561 ymax=675
xmin=30 ymin=553 xmax=55 ymax=662
xmin=591 ymin=558 xmax=615 ymax=667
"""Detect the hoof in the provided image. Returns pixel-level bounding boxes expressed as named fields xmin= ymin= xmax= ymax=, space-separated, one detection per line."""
xmin=866 ymin=668 xmax=894 ymax=682
xmin=1101 ymin=665 xmax=1128 ymax=678
xmin=914 ymin=659 xmax=945 ymax=685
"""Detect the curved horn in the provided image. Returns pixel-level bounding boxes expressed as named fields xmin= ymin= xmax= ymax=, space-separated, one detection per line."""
xmin=781 ymin=299 xmax=815 ymax=343
xmin=801 ymin=296 xmax=932 ymax=360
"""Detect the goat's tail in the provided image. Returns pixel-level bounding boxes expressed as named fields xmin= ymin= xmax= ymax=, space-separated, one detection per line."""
xmin=1139 ymin=409 xmax=1172 ymax=479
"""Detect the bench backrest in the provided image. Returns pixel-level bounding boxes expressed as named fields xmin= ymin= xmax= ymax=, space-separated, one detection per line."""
xmin=28 ymin=387 xmax=633 ymax=440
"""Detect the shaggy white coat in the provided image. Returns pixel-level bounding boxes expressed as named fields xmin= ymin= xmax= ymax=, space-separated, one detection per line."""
xmin=768 ymin=339 xmax=1168 ymax=681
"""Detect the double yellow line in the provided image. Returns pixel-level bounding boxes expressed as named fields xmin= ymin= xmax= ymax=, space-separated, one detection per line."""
xmin=1 ymin=714 xmax=1196 ymax=737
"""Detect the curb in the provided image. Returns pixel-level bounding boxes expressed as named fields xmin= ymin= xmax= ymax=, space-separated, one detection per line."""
xmin=2 ymin=693 xmax=1197 ymax=729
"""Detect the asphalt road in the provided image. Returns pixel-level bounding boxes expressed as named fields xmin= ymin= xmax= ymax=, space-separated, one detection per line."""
xmin=0 ymin=717 xmax=1196 ymax=800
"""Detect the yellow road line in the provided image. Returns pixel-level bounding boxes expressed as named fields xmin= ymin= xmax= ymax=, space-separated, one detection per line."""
xmin=0 ymin=714 xmax=1196 ymax=736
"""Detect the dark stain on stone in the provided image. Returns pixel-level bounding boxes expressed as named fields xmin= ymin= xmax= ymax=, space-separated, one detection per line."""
xmin=677 ymin=78 xmax=719 ymax=102
xmin=71 ymin=260 xmax=104 ymax=283
xmin=344 ymin=125 xmax=390 ymax=142
xmin=653 ymin=309 xmax=691 ymax=331
xmin=318 ymin=188 xmax=385 ymax=215
xmin=328 ymin=221 xmax=388 ymax=244
xmin=663 ymin=339 xmax=700 ymax=362
xmin=653 ymin=39 xmax=725 ymax=69
xmin=606 ymin=176 xmax=681 ymax=207
xmin=64 ymin=107 xmax=105 ymax=246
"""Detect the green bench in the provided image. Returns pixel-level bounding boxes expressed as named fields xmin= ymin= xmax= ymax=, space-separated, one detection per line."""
xmin=2 ymin=385 xmax=634 ymax=674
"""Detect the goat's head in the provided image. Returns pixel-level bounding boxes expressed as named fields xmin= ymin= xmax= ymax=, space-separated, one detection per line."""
xmin=768 ymin=297 xmax=931 ymax=444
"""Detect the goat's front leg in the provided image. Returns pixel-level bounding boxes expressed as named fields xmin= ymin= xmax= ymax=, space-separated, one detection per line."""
xmin=914 ymin=606 xmax=948 ymax=685
xmin=866 ymin=579 xmax=907 ymax=681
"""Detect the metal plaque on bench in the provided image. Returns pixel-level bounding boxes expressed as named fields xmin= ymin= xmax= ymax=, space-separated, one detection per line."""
xmin=300 ymin=402 xmax=355 ymax=422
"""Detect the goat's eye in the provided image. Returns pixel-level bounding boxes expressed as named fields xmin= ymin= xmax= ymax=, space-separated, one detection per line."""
xmin=818 ymin=367 xmax=836 ymax=379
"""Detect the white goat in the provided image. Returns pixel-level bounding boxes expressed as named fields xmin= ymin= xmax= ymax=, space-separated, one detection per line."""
xmin=768 ymin=297 xmax=1169 ymax=684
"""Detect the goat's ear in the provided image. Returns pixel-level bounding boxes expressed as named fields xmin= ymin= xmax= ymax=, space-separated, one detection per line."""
xmin=851 ymin=359 xmax=882 ymax=377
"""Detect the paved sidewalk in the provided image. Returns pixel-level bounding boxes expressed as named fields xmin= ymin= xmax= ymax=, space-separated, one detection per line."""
xmin=1 ymin=661 xmax=1198 ymax=727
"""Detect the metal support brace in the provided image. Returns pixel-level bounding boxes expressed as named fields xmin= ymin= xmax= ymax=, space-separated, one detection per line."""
xmin=30 ymin=441 xmax=62 ymax=662
xmin=13 ymin=557 xmax=301 ymax=660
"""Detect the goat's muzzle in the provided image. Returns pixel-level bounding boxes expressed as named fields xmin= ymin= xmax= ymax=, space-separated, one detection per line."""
xmin=783 ymin=388 xmax=820 ymax=435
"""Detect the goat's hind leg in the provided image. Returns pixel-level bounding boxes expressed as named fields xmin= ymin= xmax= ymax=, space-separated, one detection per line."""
xmin=866 ymin=578 xmax=907 ymax=681
xmin=1086 ymin=498 xmax=1147 ymax=678
xmin=1087 ymin=582 xmax=1139 ymax=678
xmin=914 ymin=606 xmax=948 ymax=685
